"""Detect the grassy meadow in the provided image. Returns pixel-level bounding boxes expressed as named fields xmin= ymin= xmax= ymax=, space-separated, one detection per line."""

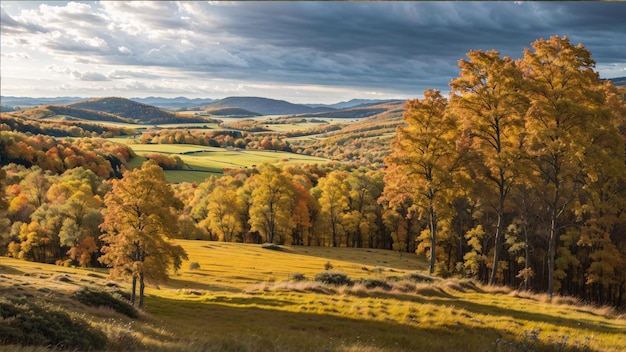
xmin=1 ymin=241 xmax=624 ymax=351
xmin=112 ymin=139 xmax=331 ymax=182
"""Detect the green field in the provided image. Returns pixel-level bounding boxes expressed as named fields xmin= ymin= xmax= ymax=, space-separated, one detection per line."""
xmin=115 ymin=141 xmax=331 ymax=182
xmin=1 ymin=242 xmax=624 ymax=352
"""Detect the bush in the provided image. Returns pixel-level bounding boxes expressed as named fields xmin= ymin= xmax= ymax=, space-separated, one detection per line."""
xmin=0 ymin=296 xmax=107 ymax=350
xmin=355 ymin=278 xmax=392 ymax=290
xmin=324 ymin=261 xmax=333 ymax=270
xmin=72 ymin=287 xmax=138 ymax=318
xmin=314 ymin=271 xmax=352 ymax=286
xmin=189 ymin=261 xmax=201 ymax=270
xmin=261 ymin=243 xmax=284 ymax=251
xmin=405 ymin=272 xmax=438 ymax=283
xmin=290 ymin=272 xmax=307 ymax=282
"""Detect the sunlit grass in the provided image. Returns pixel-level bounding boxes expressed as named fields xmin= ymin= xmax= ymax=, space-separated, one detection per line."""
xmin=1 ymin=242 xmax=624 ymax=351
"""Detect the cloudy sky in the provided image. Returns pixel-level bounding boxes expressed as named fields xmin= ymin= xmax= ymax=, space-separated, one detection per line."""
xmin=2 ymin=1 xmax=626 ymax=104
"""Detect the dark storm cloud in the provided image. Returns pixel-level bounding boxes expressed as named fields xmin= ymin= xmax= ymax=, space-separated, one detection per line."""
xmin=183 ymin=1 xmax=626 ymax=92
xmin=2 ymin=1 xmax=625 ymax=99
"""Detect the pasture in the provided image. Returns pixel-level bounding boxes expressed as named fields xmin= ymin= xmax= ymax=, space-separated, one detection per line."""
xmin=1 ymin=241 xmax=624 ymax=351
xmin=115 ymin=141 xmax=331 ymax=182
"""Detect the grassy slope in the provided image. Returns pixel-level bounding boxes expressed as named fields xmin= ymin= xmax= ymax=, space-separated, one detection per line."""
xmin=114 ymin=141 xmax=331 ymax=182
xmin=1 ymin=242 xmax=624 ymax=352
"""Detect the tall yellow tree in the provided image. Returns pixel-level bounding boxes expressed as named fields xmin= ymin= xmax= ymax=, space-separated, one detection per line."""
xmin=520 ymin=36 xmax=616 ymax=299
xmin=384 ymin=89 xmax=464 ymax=273
xmin=248 ymin=164 xmax=295 ymax=244
xmin=99 ymin=160 xmax=187 ymax=308
xmin=314 ymin=170 xmax=350 ymax=247
xmin=206 ymin=176 xmax=243 ymax=242
xmin=449 ymin=50 xmax=527 ymax=285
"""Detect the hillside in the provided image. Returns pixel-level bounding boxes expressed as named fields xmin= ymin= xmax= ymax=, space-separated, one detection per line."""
xmin=307 ymin=98 xmax=397 ymax=110
xmin=204 ymin=106 xmax=262 ymax=117
xmin=69 ymin=97 xmax=209 ymax=124
xmin=1 ymin=242 xmax=624 ymax=351
xmin=205 ymin=96 xmax=334 ymax=115
xmin=293 ymin=100 xmax=405 ymax=119
xmin=16 ymin=105 xmax=136 ymax=124
xmin=287 ymin=100 xmax=405 ymax=164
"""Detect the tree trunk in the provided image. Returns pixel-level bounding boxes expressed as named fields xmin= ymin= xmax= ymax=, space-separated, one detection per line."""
xmin=489 ymin=211 xmax=504 ymax=285
xmin=138 ymin=272 xmax=145 ymax=309
xmin=489 ymin=185 xmax=506 ymax=286
xmin=429 ymin=204 xmax=437 ymax=274
xmin=547 ymin=214 xmax=557 ymax=301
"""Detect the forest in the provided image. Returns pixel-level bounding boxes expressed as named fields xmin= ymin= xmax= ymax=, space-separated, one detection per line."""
xmin=1 ymin=36 xmax=625 ymax=309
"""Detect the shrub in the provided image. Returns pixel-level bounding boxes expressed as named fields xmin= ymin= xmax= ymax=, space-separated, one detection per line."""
xmin=0 ymin=296 xmax=107 ymax=350
xmin=355 ymin=278 xmax=392 ymax=290
xmin=324 ymin=261 xmax=334 ymax=270
xmin=189 ymin=261 xmax=201 ymax=270
xmin=291 ymin=272 xmax=307 ymax=281
xmin=72 ymin=287 xmax=138 ymax=318
xmin=261 ymin=243 xmax=283 ymax=251
xmin=314 ymin=271 xmax=352 ymax=286
xmin=405 ymin=272 xmax=438 ymax=283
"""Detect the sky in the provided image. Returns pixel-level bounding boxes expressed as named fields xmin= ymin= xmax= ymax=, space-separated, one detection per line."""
xmin=1 ymin=1 xmax=626 ymax=104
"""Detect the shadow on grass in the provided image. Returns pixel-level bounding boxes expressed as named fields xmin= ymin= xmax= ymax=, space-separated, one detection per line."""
xmin=165 ymin=277 xmax=241 ymax=293
xmin=0 ymin=264 xmax=24 ymax=276
xmin=357 ymin=289 xmax=625 ymax=336
xmin=141 ymin=295 xmax=599 ymax=352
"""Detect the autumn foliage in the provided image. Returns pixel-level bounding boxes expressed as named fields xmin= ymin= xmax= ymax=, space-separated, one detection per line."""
xmin=1 ymin=36 xmax=625 ymax=309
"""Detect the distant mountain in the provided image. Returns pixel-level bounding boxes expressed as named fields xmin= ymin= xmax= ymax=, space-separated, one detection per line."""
xmin=608 ymin=77 xmax=626 ymax=86
xmin=0 ymin=96 xmax=83 ymax=107
xmin=205 ymin=96 xmax=334 ymax=115
xmin=1 ymin=104 xmax=15 ymax=112
xmin=68 ymin=97 xmax=207 ymax=124
xmin=130 ymin=96 xmax=216 ymax=109
xmin=307 ymin=99 xmax=397 ymax=110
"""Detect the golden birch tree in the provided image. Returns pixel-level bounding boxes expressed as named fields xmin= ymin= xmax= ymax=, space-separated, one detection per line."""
xmin=99 ymin=160 xmax=187 ymax=308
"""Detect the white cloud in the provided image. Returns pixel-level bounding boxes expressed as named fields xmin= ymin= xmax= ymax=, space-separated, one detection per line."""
xmin=1 ymin=52 xmax=31 ymax=60
xmin=118 ymin=46 xmax=132 ymax=54
xmin=70 ymin=70 xmax=109 ymax=81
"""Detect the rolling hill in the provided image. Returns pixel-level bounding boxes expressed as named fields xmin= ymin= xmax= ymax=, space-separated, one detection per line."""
xmin=292 ymin=100 xmax=404 ymax=119
xmin=68 ymin=97 xmax=209 ymax=124
xmin=204 ymin=96 xmax=334 ymax=115
xmin=14 ymin=105 xmax=135 ymax=124
xmin=306 ymin=98 xmax=397 ymax=110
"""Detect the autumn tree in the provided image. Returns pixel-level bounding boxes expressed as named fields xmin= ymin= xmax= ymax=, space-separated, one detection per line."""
xmin=449 ymin=50 xmax=527 ymax=285
xmin=575 ymin=82 xmax=626 ymax=305
xmin=248 ymin=164 xmax=295 ymax=244
xmin=206 ymin=176 xmax=244 ymax=242
xmin=314 ymin=170 xmax=350 ymax=247
xmin=520 ymin=36 xmax=621 ymax=299
xmin=99 ymin=160 xmax=187 ymax=308
xmin=0 ymin=169 xmax=9 ymax=254
xmin=290 ymin=175 xmax=317 ymax=246
xmin=345 ymin=169 xmax=384 ymax=248
xmin=384 ymin=90 xmax=464 ymax=273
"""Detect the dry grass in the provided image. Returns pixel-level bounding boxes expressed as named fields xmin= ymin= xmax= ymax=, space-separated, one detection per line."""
xmin=1 ymin=241 xmax=625 ymax=352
